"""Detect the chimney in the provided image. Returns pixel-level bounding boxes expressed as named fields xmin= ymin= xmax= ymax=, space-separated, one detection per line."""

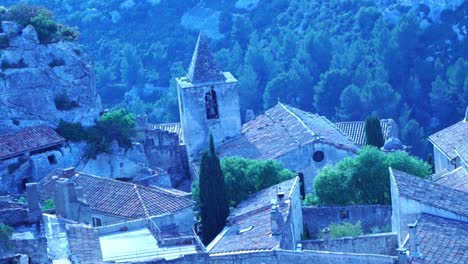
xmin=464 ymin=106 xmax=468 ymax=122
xmin=26 ymin=183 xmax=41 ymax=223
xmin=58 ymin=167 xmax=76 ymax=179
xmin=276 ymin=187 xmax=285 ymax=205
xmin=397 ymin=248 xmax=408 ymax=264
xmin=408 ymin=223 xmax=421 ymax=257
xmin=245 ymin=109 xmax=255 ymax=123
xmin=270 ymin=201 xmax=284 ymax=236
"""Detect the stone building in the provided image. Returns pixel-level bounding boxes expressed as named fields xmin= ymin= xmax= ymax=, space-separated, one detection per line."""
xmin=428 ymin=109 xmax=468 ymax=173
xmin=207 ymin=177 xmax=303 ymax=254
xmin=175 ymin=33 xmax=242 ymax=159
xmin=389 ymin=168 xmax=468 ymax=263
xmin=0 ymin=126 xmax=66 ymax=194
xmin=37 ymin=168 xmax=194 ymax=229
xmin=216 ymin=103 xmax=359 ymax=193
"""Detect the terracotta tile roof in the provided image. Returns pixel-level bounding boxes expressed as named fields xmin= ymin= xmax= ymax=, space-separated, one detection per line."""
xmin=208 ymin=178 xmax=299 ymax=254
xmin=38 ymin=172 xmax=194 ymax=219
xmin=0 ymin=126 xmax=65 ymax=160
xmin=431 ymin=167 xmax=468 ymax=192
xmin=335 ymin=119 xmax=395 ymax=146
xmin=428 ymin=120 xmax=468 ymax=160
xmin=147 ymin=123 xmax=184 ymax=145
xmin=217 ymin=103 xmax=358 ymax=160
xmin=410 ymin=214 xmax=468 ymax=264
xmin=456 ymin=144 xmax=468 ymax=165
xmin=390 ymin=169 xmax=468 ymax=218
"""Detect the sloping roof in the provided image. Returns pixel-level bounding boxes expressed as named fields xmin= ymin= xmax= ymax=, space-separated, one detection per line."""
xmin=217 ymin=103 xmax=358 ymax=160
xmin=411 ymin=214 xmax=468 ymax=264
xmin=208 ymin=178 xmax=299 ymax=254
xmin=428 ymin=120 xmax=468 ymax=160
xmin=0 ymin=126 xmax=65 ymax=160
xmin=431 ymin=167 xmax=468 ymax=192
xmin=335 ymin=119 xmax=395 ymax=146
xmin=38 ymin=172 xmax=194 ymax=219
xmin=187 ymin=33 xmax=225 ymax=83
xmin=390 ymin=169 xmax=468 ymax=218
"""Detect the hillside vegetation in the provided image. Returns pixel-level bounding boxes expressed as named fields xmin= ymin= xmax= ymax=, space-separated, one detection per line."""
xmin=6 ymin=0 xmax=468 ymax=158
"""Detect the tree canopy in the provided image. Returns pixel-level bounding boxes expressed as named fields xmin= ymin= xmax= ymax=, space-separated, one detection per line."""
xmin=313 ymin=146 xmax=432 ymax=205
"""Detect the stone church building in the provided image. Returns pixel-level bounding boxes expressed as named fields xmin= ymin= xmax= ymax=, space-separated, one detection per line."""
xmin=145 ymin=33 xmax=359 ymax=193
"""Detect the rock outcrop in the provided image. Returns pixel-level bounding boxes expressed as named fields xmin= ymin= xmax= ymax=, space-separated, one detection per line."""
xmin=0 ymin=22 xmax=102 ymax=134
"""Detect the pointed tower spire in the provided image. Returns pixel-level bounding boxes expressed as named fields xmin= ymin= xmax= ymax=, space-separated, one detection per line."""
xmin=187 ymin=32 xmax=225 ymax=83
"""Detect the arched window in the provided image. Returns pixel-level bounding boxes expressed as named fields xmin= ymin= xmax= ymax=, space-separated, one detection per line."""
xmin=205 ymin=87 xmax=219 ymax=119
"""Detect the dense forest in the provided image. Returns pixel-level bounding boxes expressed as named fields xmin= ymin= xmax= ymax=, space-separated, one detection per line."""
xmin=6 ymin=0 xmax=468 ymax=158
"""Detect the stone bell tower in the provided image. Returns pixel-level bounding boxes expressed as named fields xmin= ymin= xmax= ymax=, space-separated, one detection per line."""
xmin=176 ymin=33 xmax=241 ymax=159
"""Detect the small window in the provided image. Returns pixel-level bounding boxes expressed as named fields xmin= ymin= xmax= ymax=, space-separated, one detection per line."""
xmin=298 ymin=173 xmax=305 ymax=198
xmin=205 ymin=87 xmax=219 ymax=119
xmin=120 ymin=162 xmax=124 ymax=168
xmin=47 ymin=155 xmax=57 ymax=165
xmin=339 ymin=209 xmax=349 ymax=219
xmin=313 ymin=151 xmax=324 ymax=162
xmin=92 ymin=217 xmax=102 ymax=227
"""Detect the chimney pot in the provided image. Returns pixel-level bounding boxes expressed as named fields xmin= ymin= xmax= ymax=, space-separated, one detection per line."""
xmin=397 ymin=248 xmax=408 ymax=264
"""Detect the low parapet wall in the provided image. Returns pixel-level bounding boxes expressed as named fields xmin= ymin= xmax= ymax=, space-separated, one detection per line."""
xmin=301 ymin=232 xmax=398 ymax=256
xmin=303 ymin=205 xmax=392 ymax=238
xmin=137 ymin=249 xmax=397 ymax=264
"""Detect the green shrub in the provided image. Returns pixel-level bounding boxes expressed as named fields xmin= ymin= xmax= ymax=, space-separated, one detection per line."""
xmin=30 ymin=8 xmax=57 ymax=43
xmin=58 ymin=25 xmax=79 ymax=41
xmin=303 ymin=193 xmax=320 ymax=206
xmin=41 ymin=198 xmax=55 ymax=210
xmin=56 ymin=109 xmax=136 ymax=159
xmin=54 ymin=94 xmax=79 ymax=111
xmin=329 ymin=221 xmax=363 ymax=238
xmin=0 ymin=223 xmax=13 ymax=251
xmin=56 ymin=120 xmax=87 ymax=141
xmin=4 ymin=4 xmax=79 ymax=44
xmin=18 ymin=196 xmax=26 ymax=204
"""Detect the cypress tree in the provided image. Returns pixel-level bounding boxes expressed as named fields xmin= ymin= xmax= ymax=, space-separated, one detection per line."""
xmin=364 ymin=116 xmax=385 ymax=148
xmin=199 ymin=135 xmax=229 ymax=245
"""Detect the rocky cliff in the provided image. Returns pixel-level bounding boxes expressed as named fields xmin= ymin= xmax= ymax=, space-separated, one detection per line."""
xmin=0 ymin=21 xmax=101 ymax=134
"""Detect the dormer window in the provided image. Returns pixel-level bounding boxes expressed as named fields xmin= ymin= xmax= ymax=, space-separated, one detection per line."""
xmin=205 ymin=87 xmax=219 ymax=119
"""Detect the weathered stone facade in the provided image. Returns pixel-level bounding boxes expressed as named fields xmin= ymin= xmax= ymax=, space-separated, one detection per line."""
xmin=176 ymin=34 xmax=242 ymax=159
xmin=302 ymin=205 xmax=392 ymax=238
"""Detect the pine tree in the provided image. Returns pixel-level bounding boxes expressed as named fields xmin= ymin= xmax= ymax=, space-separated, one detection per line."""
xmin=364 ymin=116 xmax=384 ymax=148
xmin=199 ymin=135 xmax=229 ymax=245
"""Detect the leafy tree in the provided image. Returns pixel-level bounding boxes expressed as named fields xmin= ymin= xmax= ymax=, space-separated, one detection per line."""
xmin=314 ymin=146 xmax=432 ymax=205
xmin=364 ymin=115 xmax=384 ymax=148
xmin=221 ymin=157 xmax=295 ymax=207
xmin=199 ymin=135 xmax=229 ymax=245
xmin=313 ymin=69 xmax=350 ymax=117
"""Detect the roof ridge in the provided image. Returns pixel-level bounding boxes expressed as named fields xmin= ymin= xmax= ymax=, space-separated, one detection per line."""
xmin=278 ymin=103 xmax=317 ymax=138
xmin=134 ymin=185 xmax=151 ymax=219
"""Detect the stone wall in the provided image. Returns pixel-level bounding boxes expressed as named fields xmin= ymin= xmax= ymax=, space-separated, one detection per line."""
xmin=5 ymin=229 xmax=48 ymax=264
xmin=145 ymin=129 xmax=188 ymax=188
xmin=276 ymin=142 xmax=355 ymax=194
xmin=303 ymin=205 xmax=392 ymax=238
xmin=67 ymin=224 xmax=103 ymax=263
xmin=176 ymin=72 xmax=241 ymax=159
xmin=301 ymin=233 xmax=398 ymax=255
xmin=280 ymin=177 xmax=303 ymax=250
xmin=136 ymin=249 xmax=396 ymax=264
